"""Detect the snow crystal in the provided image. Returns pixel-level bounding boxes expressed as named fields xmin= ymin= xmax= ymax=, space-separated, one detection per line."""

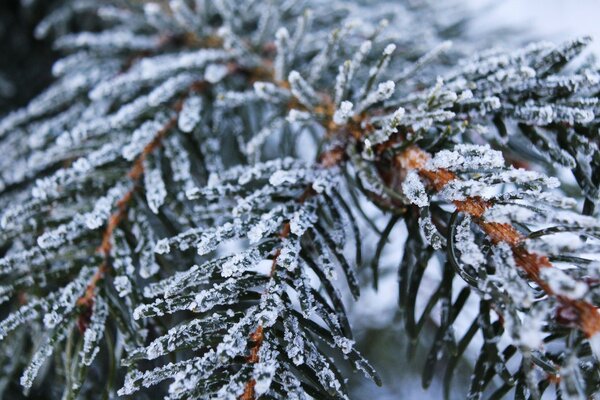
xmin=144 ymin=161 xmax=167 ymax=214
xmin=274 ymin=27 xmax=290 ymax=82
xmin=114 ymin=276 xmax=132 ymax=297
xmin=288 ymin=70 xmax=319 ymax=109
xmin=277 ymin=239 xmax=301 ymax=272
xmin=427 ymin=144 xmax=505 ymax=171
xmin=401 ymin=170 xmax=429 ymax=207
xmin=253 ymin=353 xmax=278 ymax=396
xmin=177 ymin=95 xmax=202 ymax=133
xmin=491 ymin=243 xmax=535 ymax=308
xmin=333 ymin=101 xmax=354 ymax=125
xmin=517 ymin=303 xmax=548 ymax=349
xmin=290 ymin=205 xmax=317 ymax=236
xmin=80 ymin=297 xmax=108 ymax=365
xmin=454 ymin=216 xmax=485 ymax=268
xmin=483 ymin=204 xmax=538 ymax=224
xmin=333 ymin=335 xmax=355 ymax=354
xmin=357 ymin=80 xmax=395 ymax=113
xmin=540 ymin=268 xmax=588 ymax=299
xmin=269 ymin=170 xmax=299 ymax=186
xmin=154 ymin=238 xmax=171 ymax=255
xmin=284 ymin=317 xmax=305 ymax=365
xmin=419 ymin=213 xmax=445 ymax=250
xmin=204 ymin=63 xmax=228 ymax=84
xmin=148 ymin=73 xmax=197 ymax=107
xmin=122 ymin=116 xmax=169 ymax=161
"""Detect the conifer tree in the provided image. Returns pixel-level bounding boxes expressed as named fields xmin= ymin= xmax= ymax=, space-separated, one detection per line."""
xmin=0 ymin=1 xmax=599 ymax=399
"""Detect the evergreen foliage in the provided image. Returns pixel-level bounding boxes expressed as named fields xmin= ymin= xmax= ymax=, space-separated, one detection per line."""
xmin=0 ymin=1 xmax=599 ymax=399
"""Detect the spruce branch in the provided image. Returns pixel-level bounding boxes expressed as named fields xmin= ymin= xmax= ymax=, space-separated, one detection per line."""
xmin=0 ymin=1 xmax=598 ymax=399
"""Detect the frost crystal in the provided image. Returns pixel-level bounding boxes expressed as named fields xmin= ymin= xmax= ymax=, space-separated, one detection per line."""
xmin=144 ymin=159 xmax=167 ymax=214
xmin=454 ymin=216 xmax=485 ymax=268
xmin=540 ymin=268 xmax=588 ymax=299
xmin=177 ymin=95 xmax=202 ymax=133
xmin=402 ymin=171 xmax=429 ymax=207
xmin=333 ymin=101 xmax=354 ymax=125
xmin=427 ymin=144 xmax=505 ymax=171
xmin=419 ymin=212 xmax=446 ymax=250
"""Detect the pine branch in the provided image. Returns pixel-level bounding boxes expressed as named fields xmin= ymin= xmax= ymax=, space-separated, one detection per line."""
xmin=0 ymin=1 xmax=598 ymax=399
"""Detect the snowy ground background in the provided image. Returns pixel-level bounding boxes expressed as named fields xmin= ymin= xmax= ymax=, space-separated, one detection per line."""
xmin=468 ymin=0 xmax=600 ymax=55
xmin=350 ymin=1 xmax=600 ymax=399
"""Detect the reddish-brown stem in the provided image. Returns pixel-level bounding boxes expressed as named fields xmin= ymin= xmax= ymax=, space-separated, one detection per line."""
xmin=396 ymin=145 xmax=600 ymax=338
xmin=75 ymin=112 xmax=180 ymax=333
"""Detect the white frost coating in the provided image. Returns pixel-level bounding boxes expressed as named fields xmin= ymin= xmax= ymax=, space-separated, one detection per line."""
xmin=333 ymin=39 xmax=371 ymax=106
xmin=122 ymin=115 xmax=169 ymax=161
xmin=55 ymin=30 xmax=159 ymax=52
xmin=254 ymin=81 xmax=290 ymax=103
xmin=274 ymin=27 xmax=290 ymax=82
xmin=215 ymin=311 xmax=255 ymax=360
xmin=114 ymin=276 xmax=133 ymax=297
xmin=80 ymin=297 xmax=109 ymax=366
xmin=245 ymin=118 xmax=285 ymax=158
xmin=42 ymin=267 xmax=94 ymax=329
xmin=252 ymin=344 xmax=279 ymax=396
xmin=204 ymin=63 xmax=228 ymax=83
xmin=401 ymin=170 xmax=429 ymax=207
xmin=247 ymin=206 xmax=288 ymax=244
xmin=333 ymin=335 xmax=355 ymax=354
xmin=513 ymin=102 xmax=595 ymax=125
xmin=31 ymin=140 xmax=123 ymax=201
xmin=333 ymin=101 xmax=354 ymax=125
xmin=517 ymin=303 xmax=548 ymax=349
xmin=20 ymin=323 xmax=70 ymax=389
xmin=454 ymin=216 xmax=485 ymax=268
xmin=357 ymin=80 xmax=395 ymax=113
xmin=277 ymin=239 xmax=301 ymax=272
xmin=284 ymin=317 xmax=306 ymax=365
xmin=256 ymin=286 xmax=284 ymax=328
xmin=230 ymin=157 xmax=301 ymax=186
xmin=0 ymin=298 xmax=47 ymax=340
xmin=154 ymin=238 xmax=171 ymax=255
xmin=163 ymin=135 xmax=196 ymax=195
xmin=439 ymin=169 xmax=559 ymax=202
xmin=334 ymin=61 xmax=351 ymax=106
xmin=144 ymin=160 xmax=167 ymax=214
xmin=483 ymin=204 xmax=538 ymax=225
xmin=134 ymin=278 xmax=242 ymax=320
xmin=148 ymin=73 xmax=197 ymax=107
xmin=383 ymin=43 xmax=396 ymax=56
xmin=288 ymin=70 xmax=319 ymax=109
xmin=220 ymin=249 xmax=261 ymax=278
xmin=427 ymin=144 xmax=505 ymax=171
xmin=540 ymin=268 xmax=588 ymax=300
xmin=177 ymin=95 xmax=202 ymax=133
xmin=154 ymin=219 xmax=241 ymax=257
xmin=37 ymin=184 xmax=128 ymax=250
xmin=269 ymin=170 xmax=302 ymax=186
xmin=362 ymin=107 xmax=405 ymax=158
xmin=91 ymin=48 xmax=232 ymax=99
xmin=285 ymin=109 xmax=312 ymax=123
xmin=491 ymin=243 xmax=535 ymax=308
xmin=289 ymin=203 xmax=318 ymax=236
xmin=419 ymin=213 xmax=445 ymax=250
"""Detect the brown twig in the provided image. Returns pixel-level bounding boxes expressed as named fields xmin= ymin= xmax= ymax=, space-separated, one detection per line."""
xmin=396 ymin=145 xmax=600 ymax=339
xmin=75 ymin=110 xmax=180 ymax=333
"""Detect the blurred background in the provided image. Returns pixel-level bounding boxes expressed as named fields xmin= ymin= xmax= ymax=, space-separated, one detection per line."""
xmin=468 ymin=0 xmax=600 ymax=55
